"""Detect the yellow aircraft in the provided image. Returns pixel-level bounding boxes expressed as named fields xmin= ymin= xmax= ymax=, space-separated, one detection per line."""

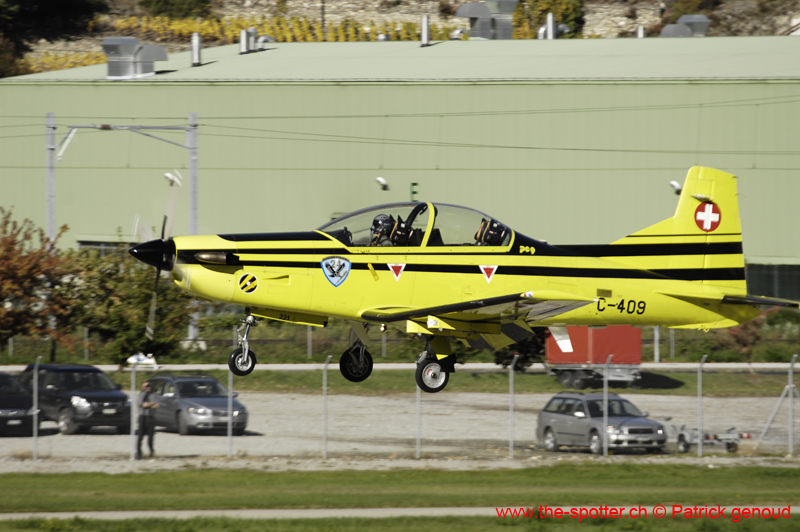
xmin=130 ymin=166 xmax=798 ymax=393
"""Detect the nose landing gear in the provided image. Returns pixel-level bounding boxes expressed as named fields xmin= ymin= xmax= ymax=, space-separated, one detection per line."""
xmin=229 ymin=311 xmax=259 ymax=376
xmin=415 ymin=337 xmax=452 ymax=393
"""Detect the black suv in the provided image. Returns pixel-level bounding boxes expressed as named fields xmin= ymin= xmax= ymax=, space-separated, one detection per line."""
xmin=17 ymin=364 xmax=130 ymax=435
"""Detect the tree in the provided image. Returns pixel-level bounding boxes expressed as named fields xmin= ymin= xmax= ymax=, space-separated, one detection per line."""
xmin=0 ymin=208 xmax=78 ymax=358
xmin=0 ymin=0 xmax=108 ymax=44
xmin=69 ymin=246 xmax=192 ymax=364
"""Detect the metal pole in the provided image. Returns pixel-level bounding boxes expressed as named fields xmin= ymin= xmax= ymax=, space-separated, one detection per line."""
xmin=8 ymin=337 xmax=12 ymax=357
xmin=323 ymin=355 xmax=332 ymax=459
xmin=45 ymin=113 xmax=56 ymax=241
xmin=83 ymin=327 xmax=89 ymax=360
xmin=307 ymin=326 xmax=312 ymax=359
xmin=603 ymin=355 xmax=613 ymax=457
xmin=228 ymin=368 xmax=233 ymax=458
xmin=381 ymin=332 xmax=387 ymax=358
xmin=416 ymin=384 xmax=421 ymax=459
xmin=653 ymin=326 xmax=660 ymax=363
xmin=698 ymin=354 xmax=707 ymax=458
xmin=233 ymin=325 xmax=237 ymax=347
xmin=789 ymin=355 xmax=796 ymax=455
xmin=187 ymin=112 xmax=198 ymax=236
xmin=509 ymin=354 xmax=519 ymax=459
xmin=670 ymin=329 xmax=675 ymax=359
xmin=32 ymin=356 xmax=42 ymax=460
xmin=130 ymin=362 xmax=138 ymax=461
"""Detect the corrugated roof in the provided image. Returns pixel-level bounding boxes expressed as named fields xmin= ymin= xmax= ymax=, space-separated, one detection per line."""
xmin=6 ymin=37 xmax=800 ymax=82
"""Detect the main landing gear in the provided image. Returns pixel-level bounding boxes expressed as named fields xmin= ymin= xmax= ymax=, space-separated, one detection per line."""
xmin=415 ymin=338 xmax=455 ymax=394
xmin=339 ymin=340 xmax=373 ymax=382
xmin=229 ymin=311 xmax=259 ymax=376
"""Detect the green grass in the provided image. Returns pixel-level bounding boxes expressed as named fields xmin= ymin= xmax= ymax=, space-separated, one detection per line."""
xmin=109 ymin=369 xmax=791 ymax=397
xmin=0 ymin=466 xmax=797 ymax=513
xmin=0 ymin=516 xmax=797 ymax=532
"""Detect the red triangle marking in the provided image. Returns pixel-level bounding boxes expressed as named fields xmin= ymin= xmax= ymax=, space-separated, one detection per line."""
xmin=388 ymin=264 xmax=406 ymax=281
xmin=480 ymin=265 xmax=497 ymax=283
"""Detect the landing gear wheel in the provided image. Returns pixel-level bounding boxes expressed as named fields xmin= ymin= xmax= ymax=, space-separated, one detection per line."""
xmin=415 ymin=359 xmax=450 ymax=393
xmin=544 ymin=428 xmax=558 ymax=452
xmin=677 ymin=435 xmax=690 ymax=454
xmin=339 ymin=348 xmax=373 ymax=382
xmin=58 ymin=409 xmax=79 ymax=435
xmin=589 ymin=431 xmax=602 ymax=455
xmin=229 ymin=347 xmax=257 ymax=376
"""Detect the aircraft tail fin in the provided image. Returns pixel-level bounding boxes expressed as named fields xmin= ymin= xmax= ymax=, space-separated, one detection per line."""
xmin=611 ymin=166 xmax=746 ymax=291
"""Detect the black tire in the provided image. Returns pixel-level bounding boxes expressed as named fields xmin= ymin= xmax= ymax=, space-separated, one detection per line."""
xmin=233 ymin=427 xmax=246 ymax=436
xmin=726 ymin=442 xmax=738 ymax=453
xmin=339 ymin=349 xmax=373 ymax=383
xmin=677 ymin=435 xmax=690 ymax=454
xmin=589 ymin=431 xmax=602 ymax=455
xmin=557 ymin=371 xmax=574 ymax=388
xmin=229 ymin=347 xmax=257 ymax=376
xmin=415 ymin=359 xmax=450 ymax=393
xmin=115 ymin=425 xmax=128 ymax=435
xmin=543 ymin=428 xmax=558 ymax=452
xmin=58 ymin=409 xmax=79 ymax=435
xmin=177 ymin=412 xmax=191 ymax=436
xmin=572 ymin=371 xmax=588 ymax=390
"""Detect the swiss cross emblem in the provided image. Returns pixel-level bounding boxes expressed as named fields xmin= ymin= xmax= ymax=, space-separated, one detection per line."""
xmin=695 ymin=202 xmax=721 ymax=232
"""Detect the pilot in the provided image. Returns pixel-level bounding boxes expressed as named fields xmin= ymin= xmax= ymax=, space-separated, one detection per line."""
xmin=370 ymin=214 xmax=396 ymax=246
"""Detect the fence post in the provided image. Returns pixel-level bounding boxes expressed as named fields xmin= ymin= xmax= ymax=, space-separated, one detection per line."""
xmin=698 ymin=354 xmax=708 ymax=458
xmin=603 ymin=355 xmax=613 ymax=457
xmin=130 ymin=362 xmax=138 ymax=461
xmin=509 ymin=354 xmax=519 ymax=459
xmin=653 ymin=326 xmax=660 ymax=363
xmin=227 ymin=368 xmax=233 ymax=458
xmin=382 ymin=332 xmax=387 ymax=358
xmin=323 ymin=355 xmax=332 ymax=459
xmin=32 ymin=356 xmax=42 ymax=460
xmin=8 ymin=337 xmax=13 ymax=357
xmin=84 ymin=327 xmax=89 ymax=360
xmin=669 ymin=329 xmax=675 ymax=359
xmin=307 ymin=326 xmax=312 ymax=359
xmin=416 ymin=385 xmax=422 ymax=459
xmin=789 ymin=355 xmax=796 ymax=456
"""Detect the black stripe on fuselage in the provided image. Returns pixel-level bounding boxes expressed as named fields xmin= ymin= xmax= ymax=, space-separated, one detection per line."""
xmin=553 ymin=242 xmax=743 ymax=257
xmin=217 ymin=232 xmax=329 ymax=242
xmin=196 ymin=257 xmax=744 ymax=282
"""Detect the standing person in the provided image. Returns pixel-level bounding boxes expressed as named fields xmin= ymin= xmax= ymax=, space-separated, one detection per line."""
xmin=137 ymin=381 xmax=159 ymax=459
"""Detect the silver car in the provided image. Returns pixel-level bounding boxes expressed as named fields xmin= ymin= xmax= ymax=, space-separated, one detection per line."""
xmin=537 ymin=392 xmax=666 ymax=454
xmin=146 ymin=375 xmax=248 ymax=435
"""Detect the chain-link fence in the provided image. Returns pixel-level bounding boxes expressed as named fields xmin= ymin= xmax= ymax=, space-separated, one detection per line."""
xmin=2 ymin=358 xmax=799 ymax=461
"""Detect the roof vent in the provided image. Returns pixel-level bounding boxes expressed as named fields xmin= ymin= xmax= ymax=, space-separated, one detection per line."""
xmin=456 ymin=0 xmax=518 ymax=40
xmin=101 ymin=37 xmax=167 ymax=80
xmin=677 ymin=14 xmax=711 ymax=36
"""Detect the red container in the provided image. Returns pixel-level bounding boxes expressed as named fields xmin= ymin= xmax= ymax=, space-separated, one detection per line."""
xmin=545 ymin=325 xmax=641 ymax=365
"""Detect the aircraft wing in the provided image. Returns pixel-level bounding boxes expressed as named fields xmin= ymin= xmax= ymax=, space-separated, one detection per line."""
xmin=360 ymin=290 xmax=595 ymax=324
xmin=659 ymin=291 xmax=800 ymax=308
xmin=360 ymin=290 xmax=594 ymax=351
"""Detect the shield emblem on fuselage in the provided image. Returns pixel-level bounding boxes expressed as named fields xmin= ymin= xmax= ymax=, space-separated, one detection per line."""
xmin=321 ymin=256 xmax=351 ymax=287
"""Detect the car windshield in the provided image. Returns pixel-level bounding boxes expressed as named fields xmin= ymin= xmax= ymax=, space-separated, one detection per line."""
xmin=57 ymin=371 xmax=116 ymax=391
xmin=177 ymin=380 xmax=228 ymax=398
xmin=587 ymin=399 xmax=643 ymax=418
xmin=0 ymin=374 xmax=26 ymax=393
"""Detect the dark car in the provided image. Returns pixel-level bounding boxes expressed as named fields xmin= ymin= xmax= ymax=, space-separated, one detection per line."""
xmin=537 ymin=392 xmax=667 ymax=454
xmin=0 ymin=372 xmax=36 ymax=436
xmin=17 ymin=364 xmax=130 ymax=435
xmin=145 ymin=374 xmax=248 ymax=435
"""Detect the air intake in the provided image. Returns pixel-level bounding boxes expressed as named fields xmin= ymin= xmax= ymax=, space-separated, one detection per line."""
xmin=101 ymin=37 xmax=168 ymax=80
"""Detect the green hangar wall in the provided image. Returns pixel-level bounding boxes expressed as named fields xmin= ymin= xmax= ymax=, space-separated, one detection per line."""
xmin=2 ymin=38 xmax=799 ymax=297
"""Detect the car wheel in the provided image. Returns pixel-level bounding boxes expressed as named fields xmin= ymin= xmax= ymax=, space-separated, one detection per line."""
xmin=589 ymin=432 xmax=602 ymax=455
xmin=115 ymin=425 xmax=128 ymax=435
xmin=726 ymin=442 xmax=738 ymax=453
xmin=177 ymin=412 xmax=192 ymax=436
xmin=544 ymin=428 xmax=558 ymax=452
xmin=58 ymin=409 xmax=79 ymax=435
xmin=677 ymin=435 xmax=690 ymax=453
xmin=233 ymin=427 xmax=245 ymax=436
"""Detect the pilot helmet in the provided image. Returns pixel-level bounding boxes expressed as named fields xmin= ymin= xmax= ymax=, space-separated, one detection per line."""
xmin=370 ymin=214 xmax=395 ymax=242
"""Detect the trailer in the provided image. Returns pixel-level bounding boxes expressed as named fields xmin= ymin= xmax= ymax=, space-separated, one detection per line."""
xmin=674 ymin=426 xmax=752 ymax=453
xmin=544 ymin=326 xmax=642 ymax=389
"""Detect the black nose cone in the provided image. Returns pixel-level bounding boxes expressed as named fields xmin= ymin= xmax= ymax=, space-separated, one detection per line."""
xmin=129 ymin=238 xmax=176 ymax=271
